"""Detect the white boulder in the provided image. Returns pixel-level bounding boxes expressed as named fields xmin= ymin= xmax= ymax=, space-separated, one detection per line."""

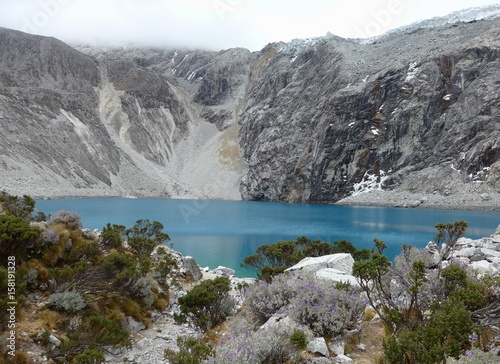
xmin=334 ymin=354 xmax=354 ymax=363
xmin=315 ymin=268 xmax=359 ymax=287
xmin=285 ymin=253 xmax=354 ymax=275
xmin=213 ymin=266 xmax=236 ymax=276
xmin=471 ymin=260 xmax=499 ymax=277
xmin=260 ymin=313 xmax=296 ymax=332
xmin=307 ymin=337 xmax=329 ymax=357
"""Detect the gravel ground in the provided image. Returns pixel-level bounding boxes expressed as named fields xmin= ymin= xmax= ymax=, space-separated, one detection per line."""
xmin=337 ymin=189 xmax=500 ymax=211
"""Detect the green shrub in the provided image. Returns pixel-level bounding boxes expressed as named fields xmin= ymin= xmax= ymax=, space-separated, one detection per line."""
xmin=155 ymin=257 xmax=178 ymax=281
xmin=0 ymin=191 xmax=35 ymax=219
xmin=99 ymin=252 xmax=137 ymax=284
xmin=72 ymin=347 xmax=105 ymax=364
xmin=100 ymin=223 xmax=125 ymax=250
xmin=82 ymin=315 xmax=130 ymax=348
xmin=177 ymin=276 xmax=235 ymax=332
xmin=0 ymin=214 xmax=41 ymax=265
xmin=126 ymin=219 xmax=170 ymax=256
xmin=289 ymin=329 xmax=307 ymax=350
xmin=164 ymin=336 xmax=213 ymax=364
xmin=67 ymin=241 xmax=101 ymax=264
xmin=384 ymin=300 xmax=474 ymax=364
xmin=242 ymin=236 xmax=369 ymax=282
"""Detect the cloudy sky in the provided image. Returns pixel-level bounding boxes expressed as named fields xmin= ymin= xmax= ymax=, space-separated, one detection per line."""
xmin=0 ymin=0 xmax=499 ymax=50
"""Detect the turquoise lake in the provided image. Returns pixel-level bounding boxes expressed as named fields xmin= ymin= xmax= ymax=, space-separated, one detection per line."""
xmin=35 ymin=199 xmax=500 ymax=277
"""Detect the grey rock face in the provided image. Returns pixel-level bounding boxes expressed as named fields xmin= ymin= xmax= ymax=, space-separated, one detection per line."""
xmin=307 ymin=337 xmax=329 ymax=357
xmin=181 ymin=256 xmax=202 ymax=281
xmin=1 ymin=17 xmax=499 ymax=205
xmin=239 ymin=19 xmax=500 ymax=203
xmin=0 ymin=28 xmax=246 ymax=199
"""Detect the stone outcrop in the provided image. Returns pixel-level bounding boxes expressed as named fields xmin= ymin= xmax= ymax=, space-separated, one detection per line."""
xmin=285 ymin=253 xmax=359 ymax=286
xmin=439 ymin=225 xmax=500 ymax=278
xmin=1 ymin=13 xmax=500 ymax=207
xmin=285 ymin=253 xmax=354 ymax=274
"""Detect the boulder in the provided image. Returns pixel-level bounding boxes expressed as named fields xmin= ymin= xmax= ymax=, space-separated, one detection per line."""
xmin=329 ymin=339 xmax=345 ymax=356
xmin=425 ymin=242 xmax=441 ymax=266
xmin=307 ymin=337 xmax=329 ymax=357
xmin=334 ymin=354 xmax=354 ymax=363
xmin=315 ymin=268 xmax=359 ymax=287
xmin=285 ymin=254 xmax=354 ymax=275
xmin=181 ymin=256 xmax=202 ymax=281
xmin=260 ymin=313 xmax=296 ymax=332
xmin=478 ymin=238 xmax=499 ymax=251
xmin=455 ymin=237 xmax=474 ymax=248
xmin=454 ymin=247 xmax=478 ymax=258
xmin=471 ymin=260 xmax=499 ymax=278
xmin=49 ymin=335 xmax=61 ymax=349
xmin=213 ymin=266 xmax=236 ymax=276
xmin=123 ymin=316 xmax=146 ymax=334
xmin=425 ymin=242 xmax=439 ymax=254
xmin=480 ymin=248 xmax=500 ymax=259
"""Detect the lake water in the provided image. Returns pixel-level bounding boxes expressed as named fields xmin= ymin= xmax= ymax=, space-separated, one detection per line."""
xmin=35 ymin=199 xmax=500 ymax=277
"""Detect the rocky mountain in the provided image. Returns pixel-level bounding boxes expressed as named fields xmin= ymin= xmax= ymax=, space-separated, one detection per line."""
xmin=0 ymin=12 xmax=499 ymax=207
xmin=0 ymin=28 xmax=247 ymax=199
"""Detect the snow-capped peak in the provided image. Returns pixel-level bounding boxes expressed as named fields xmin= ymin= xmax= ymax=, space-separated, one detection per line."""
xmin=354 ymin=4 xmax=500 ymax=44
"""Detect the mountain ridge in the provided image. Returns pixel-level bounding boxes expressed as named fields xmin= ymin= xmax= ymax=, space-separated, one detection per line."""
xmin=0 ymin=14 xmax=499 ymax=209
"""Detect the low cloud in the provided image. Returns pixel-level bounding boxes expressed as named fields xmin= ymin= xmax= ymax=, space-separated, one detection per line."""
xmin=0 ymin=0 xmax=499 ymax=51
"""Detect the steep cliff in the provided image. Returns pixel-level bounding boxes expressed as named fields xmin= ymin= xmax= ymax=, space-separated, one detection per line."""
xmin=0 ymin=14 xmax=499 ymax=207
xmin=238 ymin=19 xmax=500 ymax=204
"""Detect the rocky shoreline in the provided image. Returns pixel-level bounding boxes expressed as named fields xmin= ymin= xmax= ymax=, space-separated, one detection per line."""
xmin=337 ymin=190 xmax=500 ymax=211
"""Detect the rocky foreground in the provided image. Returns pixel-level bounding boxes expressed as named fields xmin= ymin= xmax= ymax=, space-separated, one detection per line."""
xmin=11 ymin=223 xmax=500 ymax=364
xmin=112 ymin=226 xmax=500 ymax=364
xmin=18 ymin=226 xmax=495 ymax=364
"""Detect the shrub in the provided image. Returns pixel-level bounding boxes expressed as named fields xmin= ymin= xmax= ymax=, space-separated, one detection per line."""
xmin=50 ymin=210 xmax=82 ymax=230
xmin=383 ymin=300 xmax=474 ymax=364
xmin=126 ymin=219 xmax=170 ymax=256
xmin=154 ymin=256 xmax=178 ymax=281
xmin=41 ymin=227 xmax=60 ymax=245
xmin=0 ymin=191 xmax=35 ymax=219
xmin=289 ymin=329 xmax=307 ymax=350
xmin=67 ymin=241 xmax=101 ymax=264
xmin=47 ymin=291 xmax=86 ymax=312
xmin=210 ymin=318 xmax=307 ymax=364
xmin=245 ymin=274 xmax=296 ymax=323
xmin=288 ymin=276 xmax=366 ymax=337
xmin=177 ymin=276 xmax=235 ymax=332
xmin=0 ymin=214 xmax=41 ymax=265
xmin=100 ymin=223 xmax=125 ymax=249
xmin=352 ymin=221 xmax=492 ymax=364
xmin=242 ymin=236 xmax=369 ymax=282
xmin=72 ymin=347 xmax=105 ymax=364
xmin=447 ymin=349 xmax=500 ymax=363
xmin=81 ymin=315 xmax=130 ymax=348
xmin=247 ymin=271 xmax=366 ymax=337
xmin=164 ymin=336 xmax=213 ymax=364
xmin=99 ymin=252 xmax=138 ymax=284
